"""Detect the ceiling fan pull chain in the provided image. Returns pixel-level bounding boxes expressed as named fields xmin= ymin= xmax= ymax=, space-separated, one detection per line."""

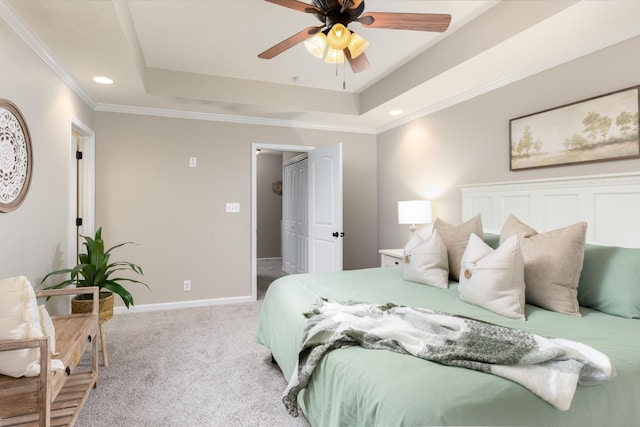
xmin=343 ymin=61 xmax=346 ymax=90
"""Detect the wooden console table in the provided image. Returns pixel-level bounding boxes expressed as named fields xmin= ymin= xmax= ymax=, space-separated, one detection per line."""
xmin=0 ymin=287 xmax=99 ymax=427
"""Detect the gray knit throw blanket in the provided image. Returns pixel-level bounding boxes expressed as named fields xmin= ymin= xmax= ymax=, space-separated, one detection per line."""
xmin=283 ymin=300 xmax=615 ymax=417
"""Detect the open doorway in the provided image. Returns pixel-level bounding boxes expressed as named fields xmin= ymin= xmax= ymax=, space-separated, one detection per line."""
xmin=251 ymin=142 xmax=344 ymax=301
xmin=255 ymin=149 xmax=287 ymax=300
xmin=251 ymin=143 xmax=314 ymax=301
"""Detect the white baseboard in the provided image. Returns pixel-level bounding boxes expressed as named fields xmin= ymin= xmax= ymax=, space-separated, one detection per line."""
xmin=113 ymin=295 xmax=255 ymax=315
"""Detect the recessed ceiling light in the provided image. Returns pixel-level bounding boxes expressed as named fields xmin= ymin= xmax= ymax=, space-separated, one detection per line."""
xmin=389 ymin=109 xmax=403 ymax=116
xmin=93 ymin=76 xmax=113 ymax=85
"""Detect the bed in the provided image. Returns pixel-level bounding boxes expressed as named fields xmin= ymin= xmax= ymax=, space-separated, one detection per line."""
xmin=255 ymin=173 xmax=640 ymax=426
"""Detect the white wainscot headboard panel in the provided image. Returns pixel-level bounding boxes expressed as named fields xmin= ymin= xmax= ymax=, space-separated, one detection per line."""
xmin=460 ymin=172 xmax=640 ymax=248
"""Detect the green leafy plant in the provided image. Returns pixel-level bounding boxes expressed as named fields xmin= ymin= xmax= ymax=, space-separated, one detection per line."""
xmin=41 ymin=227 xmax=149 ymax=308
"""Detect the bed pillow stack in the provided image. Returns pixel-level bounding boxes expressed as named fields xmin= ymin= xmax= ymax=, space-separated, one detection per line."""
xmin=401 ymin=213 xmax=588 ymax=319
xmin=0 ymin=276 xmax=61 ymax=378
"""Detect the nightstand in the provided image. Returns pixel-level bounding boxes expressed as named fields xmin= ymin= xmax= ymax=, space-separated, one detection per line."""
xmin=379 ymin=248 xmax=403 ymax=267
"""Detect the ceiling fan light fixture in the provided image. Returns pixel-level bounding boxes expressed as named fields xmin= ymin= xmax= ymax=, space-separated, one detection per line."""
xmin=326 ymin=23 xmax=351 ymax=50
xmin=347 ymin=32 xmax=369 ymax=59
xmin=304 ymin=32 xmax=328 ymax=59
xmin=324 ymin=47 xmax=345 ymax=64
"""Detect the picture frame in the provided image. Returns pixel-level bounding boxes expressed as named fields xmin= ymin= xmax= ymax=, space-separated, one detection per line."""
xmin=0 ymin=99 xmax=33 ymax=213
xmin=509 ymin=86 xmax=640 ymax=171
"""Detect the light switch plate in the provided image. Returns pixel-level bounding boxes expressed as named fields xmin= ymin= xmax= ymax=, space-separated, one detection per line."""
xmin=226 ymin=202 xmax=240 ymax=213
xmin=189 ymin=157 xmax=197 ymax=167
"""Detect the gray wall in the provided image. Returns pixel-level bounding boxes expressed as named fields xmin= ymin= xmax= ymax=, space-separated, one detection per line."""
xmin=0 ymin=18 xmax=93 ymax=288
xmin=257 ymin=151 xmax=283 ymax=259
xmin=378 ymin=35 xmax=640 ymax=251
xmin=93 ymin=112 xmax=378 ymax=306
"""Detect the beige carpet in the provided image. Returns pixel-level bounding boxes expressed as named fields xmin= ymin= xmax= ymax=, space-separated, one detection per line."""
xmin=75 ymin=259 xmax=307 ymax=426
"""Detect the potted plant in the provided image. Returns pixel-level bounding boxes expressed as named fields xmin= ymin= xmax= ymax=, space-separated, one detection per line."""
xmin=41 ymin=227 xmax=149 ymax=321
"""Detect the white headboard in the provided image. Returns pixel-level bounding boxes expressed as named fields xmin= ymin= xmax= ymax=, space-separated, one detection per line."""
xmin=460 ymin=172 xmax=640 ymax=248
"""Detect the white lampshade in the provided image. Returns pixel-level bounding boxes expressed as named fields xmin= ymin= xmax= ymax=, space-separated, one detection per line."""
xmin=304 ymin=32 xmax=328 ymax=59
xmin=324 ymin=47 xmax=345 ymax=64
xmin=326 ymin=23 xmax=351 ymax=50
xmin=347 ymin=32 xmax=369 ymax=59
xmin=398 ymin=200 xmax=432 ymax=231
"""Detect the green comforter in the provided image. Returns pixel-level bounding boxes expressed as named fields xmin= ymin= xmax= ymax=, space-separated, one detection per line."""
xmin=256 ymin=267 xmax=640 ymax=426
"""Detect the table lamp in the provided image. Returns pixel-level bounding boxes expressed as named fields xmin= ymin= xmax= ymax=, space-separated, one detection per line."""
xmin=398 ymin=200 xmax=432 ymax=233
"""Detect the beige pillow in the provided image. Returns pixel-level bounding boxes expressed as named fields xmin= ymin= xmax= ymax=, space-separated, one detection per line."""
xmin=433 ymin=214 xmax=483 ymax=281
xmin=500 ymin=214 xmax=587 ymax=316
xmin=459 ymin=234 xmax=526 ymax=319
xmin=402 ymin=229 xmax=449 ymax=289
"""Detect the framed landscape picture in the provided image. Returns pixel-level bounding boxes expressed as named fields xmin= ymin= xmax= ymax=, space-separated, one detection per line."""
xmin=510 ymin=86 xmax=640 ymax=171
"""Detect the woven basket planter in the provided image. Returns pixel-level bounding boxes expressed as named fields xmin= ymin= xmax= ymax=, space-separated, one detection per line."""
xmin=71 ymin=291 xmax=114 ymax=324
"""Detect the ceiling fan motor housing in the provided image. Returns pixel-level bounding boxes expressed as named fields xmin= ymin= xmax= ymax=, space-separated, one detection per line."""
xmin=312 ymin=0 xmax=366 ymax=30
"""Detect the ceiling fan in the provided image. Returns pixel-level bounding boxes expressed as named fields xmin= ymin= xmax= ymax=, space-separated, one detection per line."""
xmin=258 ymin=0 xmax=452 ymax=74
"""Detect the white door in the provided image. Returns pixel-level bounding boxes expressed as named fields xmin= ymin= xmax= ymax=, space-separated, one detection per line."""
xmin=73 ymin=129 xmax=85 ymax=259
xmin=70 ymin=119 xmax=95 ymax=264
xmin=308 ymin=143 xmax=343 ymax=273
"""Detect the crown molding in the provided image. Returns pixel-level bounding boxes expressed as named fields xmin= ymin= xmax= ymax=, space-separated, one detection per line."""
xmin=94 ymin=103 xmax=377 ymax=134
xmin=0 ymin=0 xmax=97 ymax=109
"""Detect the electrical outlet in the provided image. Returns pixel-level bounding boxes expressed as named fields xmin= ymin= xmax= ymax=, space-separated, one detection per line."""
xmin=183 ymin=280 xmax=191 ymax=291
xmin=226 ymin=202 xmax=240 ymax=213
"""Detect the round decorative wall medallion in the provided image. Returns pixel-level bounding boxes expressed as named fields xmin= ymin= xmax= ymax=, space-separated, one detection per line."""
xmin=0 ymin=99 xmax=32 ymax=213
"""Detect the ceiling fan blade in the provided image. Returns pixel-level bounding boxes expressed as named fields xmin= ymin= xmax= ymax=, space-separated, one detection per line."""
xmin=345 ymin=49 xmax=370 ymax=74
xmin=258 ymin=26 xmax=322 ymax=59
xmin=264 ymin=0 xmax=321 ymax=15
xmin=357 ymin=12 xmax=451 ymax=32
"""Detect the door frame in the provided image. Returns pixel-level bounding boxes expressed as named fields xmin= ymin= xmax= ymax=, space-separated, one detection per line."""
xmin=69 ymin=117 xmax=95 ymax=268
xmin=251 ymin=143 xmax=314 ymax=301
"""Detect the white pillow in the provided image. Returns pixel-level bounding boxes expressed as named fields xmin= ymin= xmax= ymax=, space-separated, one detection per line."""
xmin=39 ymin=305 xmax=58 ymax=356
xmin=402 ymin=229 xmax=449 ymax=289
xmin=0 ymin=276 xmax=44 ymax=377
xmin=459 ymin=234 xmax=526 ymax=319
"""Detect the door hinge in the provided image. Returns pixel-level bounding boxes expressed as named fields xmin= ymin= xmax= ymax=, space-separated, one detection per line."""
xmin=75 ymin=217 xmax=83 ymax=227
xmin=76 ymin=151 xmax=83 ymax=160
